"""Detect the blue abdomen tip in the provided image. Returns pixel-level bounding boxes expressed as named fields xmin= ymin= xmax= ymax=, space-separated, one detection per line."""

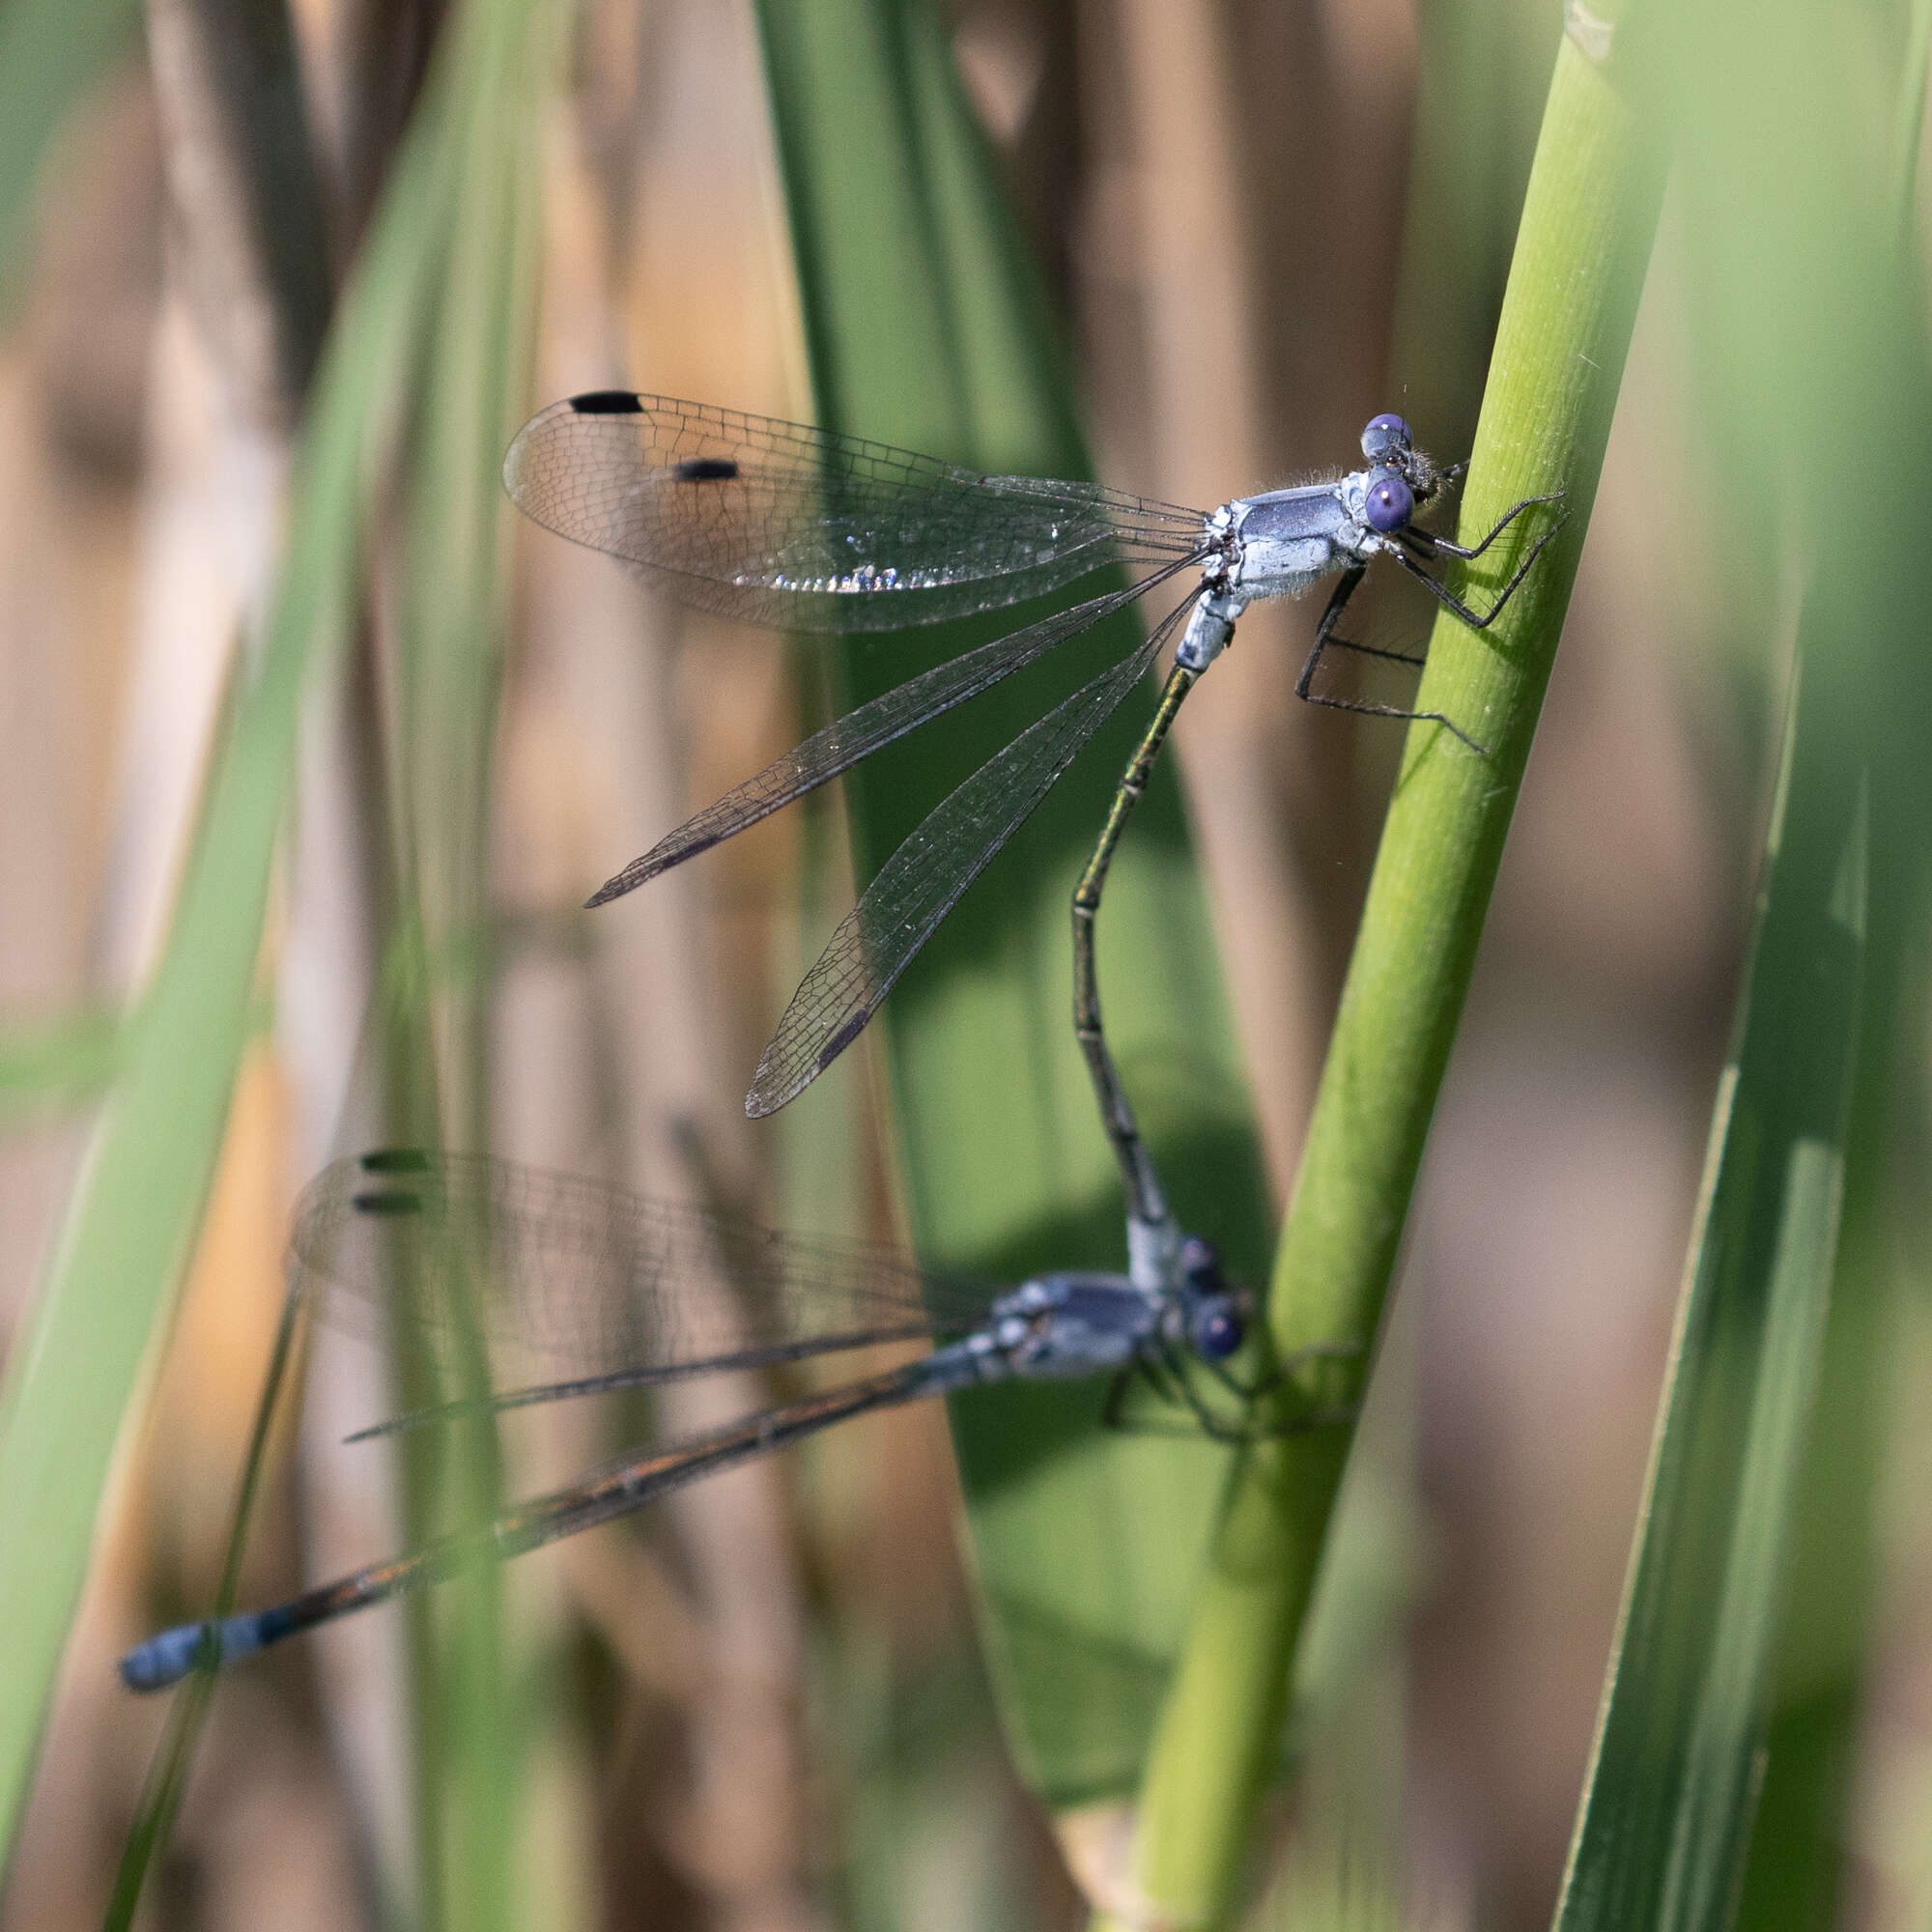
xmin=119 ymin=1622 xmax=209 ymax=1692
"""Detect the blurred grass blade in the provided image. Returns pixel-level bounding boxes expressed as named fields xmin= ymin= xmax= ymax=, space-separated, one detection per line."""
xmin=0 ymin=0 xmax=137 ymax=287
xmin=0 ymin=1005 xmax=125 ymax=1124
xmin=1552 ymin=664 xmax=1865 ymax=1931
xmin=751 ymin=0 xmax=1272 ymax=1809
xmin=1638 ymin=7 xmax=1932 ymax=1923
xmin=0 ymin=0 xmax=546 ymax=1857
xmin=381 ymin=0 xmax=554 ymax=1918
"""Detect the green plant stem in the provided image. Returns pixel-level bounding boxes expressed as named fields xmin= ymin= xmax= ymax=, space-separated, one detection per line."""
xmin=1110 ymin=23 xmax=1667 ymax=1928
xmin=384 ymin=10 xmax=550 ymax=1920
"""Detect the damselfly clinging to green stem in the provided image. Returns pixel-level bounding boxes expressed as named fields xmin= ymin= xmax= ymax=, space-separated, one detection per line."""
xmin=120 ymin=1148 xmax=1356 ymax=1691
xmin=505 ymin=395 xmax=1565 ymax=1291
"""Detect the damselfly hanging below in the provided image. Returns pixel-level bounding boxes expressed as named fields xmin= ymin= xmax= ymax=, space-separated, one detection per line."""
xmin=503 ymin=395 xmax=1566 ymax=1240
xmin=120 ymin=1148 xmax=1353 ymax=1692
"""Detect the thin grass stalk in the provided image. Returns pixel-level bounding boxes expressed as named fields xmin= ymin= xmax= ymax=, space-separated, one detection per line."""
xmin=370 ymin=933 xmax=511 ymax=1932
xmin=369 ymin=1 xmax=552 ymax=1918
xmin=1111 ymin=16 xmax=1667 ymax=1925
xmin=101 ymin=1278 xmax=310 ymax=1929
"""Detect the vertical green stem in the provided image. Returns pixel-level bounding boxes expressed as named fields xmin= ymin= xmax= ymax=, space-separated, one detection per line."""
xmin=383 ymin=0 xmax=553 ymax=1921
xmin=1113 ymin=21 xmax=1667 ymax=1926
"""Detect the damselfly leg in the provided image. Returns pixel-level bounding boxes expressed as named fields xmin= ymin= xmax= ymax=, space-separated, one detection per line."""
xmin=1295 ymin=492 xmax=1571 ymax=753
xmin=1099 ymin=1339 xmax=1364 ymax=1444
xmin=1385 ymin=489 xmax=1570 ymax=633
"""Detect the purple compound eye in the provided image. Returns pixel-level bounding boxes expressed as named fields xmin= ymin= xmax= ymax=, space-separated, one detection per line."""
xmin=1191 ymin=1299 xmax=1244 ymax=1362
xmin=1364 ymin=468 xmax=1413 ymax=533
xmin=1361 ymin=412 xmax=1411 ymax=461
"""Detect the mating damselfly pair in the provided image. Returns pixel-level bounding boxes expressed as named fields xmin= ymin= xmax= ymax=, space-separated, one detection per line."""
xmin=121 ymin=1149 xmax=1355 ymax=1691
xmin=121 ymin=401 xmax=1561 ymax=1691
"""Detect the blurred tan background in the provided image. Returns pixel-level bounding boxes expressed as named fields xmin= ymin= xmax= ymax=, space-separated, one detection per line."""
xmin=0 ymin=1 xmax=1853 ymax=1928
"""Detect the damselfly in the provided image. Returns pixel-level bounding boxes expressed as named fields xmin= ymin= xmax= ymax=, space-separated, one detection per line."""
xmin=504 ymin=395 xmax=1565 ymax=1243
xmin=120 ymin=1148 xmax=1351 ymax=1692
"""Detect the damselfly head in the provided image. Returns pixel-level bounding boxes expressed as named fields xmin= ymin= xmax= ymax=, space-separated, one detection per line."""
xmin=1179 ymin=1236 xmax=1245 ymax=1361
xmin=1360 ymin=413 xmax=1449 ymax=508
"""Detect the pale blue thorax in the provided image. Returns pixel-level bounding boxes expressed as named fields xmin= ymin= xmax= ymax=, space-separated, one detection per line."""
xmin=1176 ymin=469 xmax=1391 ymax=673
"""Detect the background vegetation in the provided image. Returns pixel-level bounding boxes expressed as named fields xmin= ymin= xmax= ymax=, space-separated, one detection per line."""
xmin=0 ymin=1 xmax=1924 ymax=1929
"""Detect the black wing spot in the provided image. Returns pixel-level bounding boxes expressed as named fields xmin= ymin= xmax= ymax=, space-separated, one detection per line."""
xmin=359 ymin=1148 xmax=434 ymax=1174
xmin=818 ymin=1012 xmax=870 ymax=1070
xmin=567 ymin=390 xmax=644 ymax=414
xmin=670 ymin=457 xmax=740 ymax=483
xmin=352 ymin=1189 xmax=425 ymax=1217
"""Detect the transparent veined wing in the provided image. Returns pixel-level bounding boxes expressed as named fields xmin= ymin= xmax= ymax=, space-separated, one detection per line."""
xmin=746 ymin=592 xmax=1201 ymax=1115
xmin=586 ymin=555 xmax=1205 ymax=906
xmin=293 ymin=1150 xmax=1002 ymax=1426
xmin=503 ymin=392 xmax=1205 ymax=632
